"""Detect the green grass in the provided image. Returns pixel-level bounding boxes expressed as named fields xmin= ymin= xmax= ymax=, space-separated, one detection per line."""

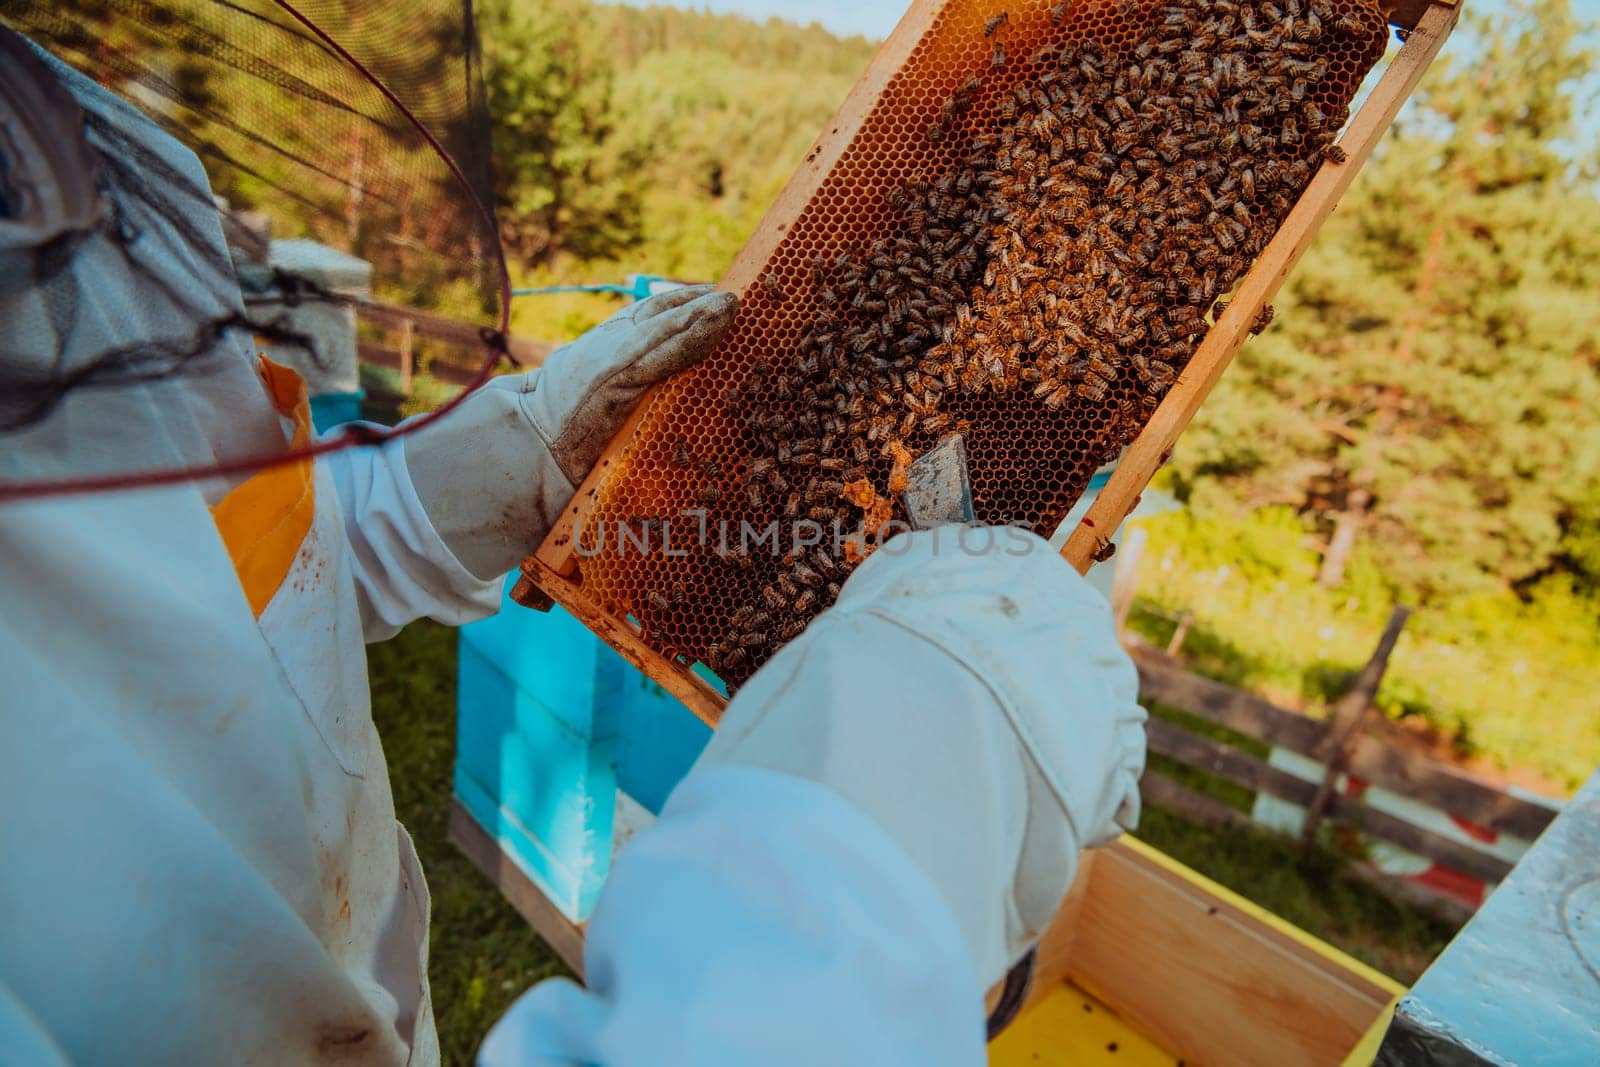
xmin=367 ymin=621 xmax=568 ymax=1066
xmin=1126 ymin=509 xmax=1600 ymax=792
xmin=367 ymin=619 xmax=1454 ymax=1061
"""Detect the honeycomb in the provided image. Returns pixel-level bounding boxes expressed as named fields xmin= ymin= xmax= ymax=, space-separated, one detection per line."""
xmin=553 ymin=0 xmax=1390 ymax=690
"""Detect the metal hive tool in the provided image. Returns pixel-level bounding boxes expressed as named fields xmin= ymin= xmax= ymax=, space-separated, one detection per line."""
xmin=522 ymin=0 xmax=1462 ymax=722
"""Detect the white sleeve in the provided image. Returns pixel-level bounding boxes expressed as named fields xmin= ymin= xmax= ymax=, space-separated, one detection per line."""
xmin=477 ymin=765 xmax=986 ymax=1067
xmin=321 ymin=431 xmax=503 ymax=642
xmin=0 ymin=983 xmax=72 ymax=1067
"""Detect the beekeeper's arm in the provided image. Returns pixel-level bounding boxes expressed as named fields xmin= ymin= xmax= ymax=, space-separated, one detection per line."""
xmin=481 ymin=527 xmax=1148 ymax=1066
xmin=322 ymin=285 xmax=737 ymax=641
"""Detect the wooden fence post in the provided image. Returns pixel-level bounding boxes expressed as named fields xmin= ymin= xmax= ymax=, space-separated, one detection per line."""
xmin=1300 ymin=605 xmax=1412 ymax=844
xmin=1165 ymin=611 xmax=1194 ymax=657
xmin=1109 ymin=526 xmax=1147 ymax=636
xmin=398 ymin=315 xmax=415 ymax=397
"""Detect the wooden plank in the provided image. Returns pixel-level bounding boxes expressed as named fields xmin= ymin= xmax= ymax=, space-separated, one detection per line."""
xmin=1141 ymin=772 xmax=1475 ymax=926
xmin=1064 ymin=838 xmax=1401 ymax=1067
xmin=1061 ymin=2 xmax=1460 ymax=572
xmin=356 ymin=298 xmax=550 ymax=366
xmin=1325 ymin=792 xmax=1513 ymax=883
xmin=1130 ymin=643 xmax=1330 ymax=755
xmin=522 ymin=556 xmax=729 ymax=728
xmin=1140 ymin=771 xmax=1253 ymax=831
xmin=1143 ymin=718 xmax=1514 ymax=883
xmin=1146 ymin=718 xmax=1321 ymax=805
xmin=448 ymin=800 xmax=587 ymax=977
xmin=356 ymin=340 xmax=403 ymax=371
xmin=1343 ymin=733 xmax=1557 ymax=840
xmin=357 ymin=341 xmax=487 ymax=389
xmin=1133 ymin=641 xmax=1555 ymax=840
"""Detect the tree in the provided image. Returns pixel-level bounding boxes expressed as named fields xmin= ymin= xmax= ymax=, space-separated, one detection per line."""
xmin=1175 ymin=0 xmax=1600 ymax=605
xmin=481 ymin=0 xmax=643 ymax=266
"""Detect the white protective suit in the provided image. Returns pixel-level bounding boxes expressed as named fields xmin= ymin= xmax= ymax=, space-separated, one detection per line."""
xmin=1 ymin=33 xmax=1146 ymax=1067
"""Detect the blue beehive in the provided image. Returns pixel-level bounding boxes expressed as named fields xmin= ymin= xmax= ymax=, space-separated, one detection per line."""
xmin=455 ymin=580 xmax=712 ymax=920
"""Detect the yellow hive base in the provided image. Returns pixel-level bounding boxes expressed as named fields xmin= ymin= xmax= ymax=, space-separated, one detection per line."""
xmin=995 ymin=980 xmax=1399 ymax=1066
xmin=992 ymin=982 xmax=1178 ymax=1066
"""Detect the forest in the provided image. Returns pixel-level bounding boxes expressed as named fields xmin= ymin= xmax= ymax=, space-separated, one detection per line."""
xmin=483 ymin=0 xmax=1599 ymax=789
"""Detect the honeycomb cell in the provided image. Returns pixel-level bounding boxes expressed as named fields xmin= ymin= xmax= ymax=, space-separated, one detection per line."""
xmin=563 ymin=0 xmax=1389 ymax=690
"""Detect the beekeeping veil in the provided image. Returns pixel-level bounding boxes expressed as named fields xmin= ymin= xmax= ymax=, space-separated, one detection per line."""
xmin=0 ymin=0 xmax=505 ymax=496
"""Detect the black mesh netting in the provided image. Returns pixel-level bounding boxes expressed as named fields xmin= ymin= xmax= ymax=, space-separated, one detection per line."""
xmin=0 ymin=0 xmax=505 ymax=478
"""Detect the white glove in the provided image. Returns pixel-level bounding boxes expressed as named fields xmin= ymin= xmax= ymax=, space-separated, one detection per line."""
xmin=404 ymin=284 xmax=737 ymax=579
xmin=694 ymin=525 xmax=1148 ymax=987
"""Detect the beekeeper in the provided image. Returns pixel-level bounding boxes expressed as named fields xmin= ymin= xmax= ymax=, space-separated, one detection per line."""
xmin=0 ymin=28 xmax=1146 ymax=1067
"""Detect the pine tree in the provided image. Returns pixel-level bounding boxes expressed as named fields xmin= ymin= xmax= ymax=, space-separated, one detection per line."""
xmin=1176 ymin=0 xmax=1600 ymax=605
xmin=481 ymin=0 xmax=644 ymax=265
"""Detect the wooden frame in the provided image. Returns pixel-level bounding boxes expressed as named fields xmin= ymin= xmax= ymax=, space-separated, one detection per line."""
xmin=1027 ymin=838 xmax=1405 ymax=1065
xmin=518 ymin=0 xmax=1464 ymax=725
xmin=1059 ymin=0 xmax=1459 ymax=570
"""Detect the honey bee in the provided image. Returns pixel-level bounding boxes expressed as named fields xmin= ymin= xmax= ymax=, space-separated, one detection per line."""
xmin=1050 ymin=0 xmax=1069 ymax=22
xmin=699 ymin=485 xmax=723 ymax=506
xmin=671 ymin=438 xmax=691 ymax=468
xmin=792 ymin=561 xmax=823 ymax=588
xmin=779 ymin=619 xmax=808 ymax=642
xmin=992 ymin=41 xmax=1006 ymax=68
xmin=794 ymin=589 xmax=817 ymax=613
xmin=1250 ymin=304 xmax=1275 ymax=335
xmin=1324 ymin=144 xmax=1347 ymax=165
xmin=762 ymin=586 xmax=786 ymax=611
xmin=646 ymin=590 xmax=670 ymax=613
xmin=984 ymin=11 xmax=1008 ymax=36
xmin=1039 ymin=380 xmax=1074 ymax=409
xmin=747 ymin=483 xmax=765 ymax=509
xmin=1075 ymin=377 xmax=1110 ymax=402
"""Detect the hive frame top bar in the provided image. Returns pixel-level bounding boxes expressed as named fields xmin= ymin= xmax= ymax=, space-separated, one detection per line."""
xmin=523 ymin=0 xmax=1463 ymax=727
